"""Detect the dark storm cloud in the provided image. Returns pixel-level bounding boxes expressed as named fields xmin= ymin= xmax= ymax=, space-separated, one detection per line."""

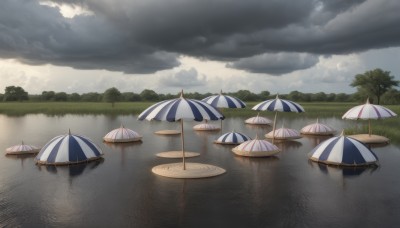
xmin=227 ymin=53 xmax=319 ymax=75
xmin=0 ymin=0 xmax=399 ymax=74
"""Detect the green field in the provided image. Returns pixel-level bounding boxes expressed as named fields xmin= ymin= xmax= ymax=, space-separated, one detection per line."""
xmin=0 ymin=102 xmax=399 ymax=142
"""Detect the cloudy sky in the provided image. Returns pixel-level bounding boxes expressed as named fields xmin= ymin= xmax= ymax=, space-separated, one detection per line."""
xmin=1 ymin=0 xmax=399 ymax=95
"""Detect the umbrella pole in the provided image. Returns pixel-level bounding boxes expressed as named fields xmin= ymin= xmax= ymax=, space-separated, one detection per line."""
xmin=181 ymin=119 xmax=186 ymax=170
xmin=369 ymin=119 xmax=371 ymax=137
xmin=272 ymin=111 xmax=278 ymax=144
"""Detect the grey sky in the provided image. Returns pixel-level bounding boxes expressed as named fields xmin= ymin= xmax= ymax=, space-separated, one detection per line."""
xmin=0 ymin=0 xmax=399 ymax=94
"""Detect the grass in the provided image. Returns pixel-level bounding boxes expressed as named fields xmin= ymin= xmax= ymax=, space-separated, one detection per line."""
xmin=0 ymin=101 xmax=399 ymax=142
xmin=0 ymin=102 xmax=149 ymax=116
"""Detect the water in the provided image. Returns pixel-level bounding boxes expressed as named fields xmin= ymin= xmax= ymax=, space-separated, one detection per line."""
xmin=1 ymin=114 xmax=400 ymax=227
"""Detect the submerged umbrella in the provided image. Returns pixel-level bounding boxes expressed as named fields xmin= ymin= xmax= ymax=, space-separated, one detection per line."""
xmin=6 ymin=141 xmax=40 ymax=155
xmin=138 ymin=91 xmax=225 ymax=176
xmin=309 ymin=131 xmax=378 ymax=166
xmin=265 ymin=125 xmax=302 ymax=140
xmin=342 ymin=98 xmax=397 ymax=137
xmin=300 ymin=118 xmax=336 ymax=136
xmin=103 ymin=124 xmax=142 ymax=143
xmin=244 ymin=113 xmax=273 ymax=125
xmin=252 ymin=94 xmax=304 ymax=142
xmin=214 ymin=131 xmax=251 ymax=145
xmin=202 ymin=90 xmax=246 ymax=131
xmin=36 ymin=130 xmax=103 ymax=165
xmin=232 ymin=136 xmax=280 ymax=157
xmin=193 ymin=120 xmax=220 ymax=131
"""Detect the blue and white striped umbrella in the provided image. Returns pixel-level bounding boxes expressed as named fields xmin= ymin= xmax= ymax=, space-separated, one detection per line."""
xmin=138 ymin=91 xmax=224 ymax=170
xmin=252 ymin=94 xmax=304 ymax=113
xmin=202 ymin=90 xmax=246 ymax=109
xmin=309 ymin=133 xmax=378 ymax=166
xmin=138 ymin=93 xmax=224 ymax=122
xmin=214 ymin=131 xmax=251 ymax=145
xmin=36 ymin=131 xmax=103 ymax=165
xmin=252 ymin=94 xmax=304 ymax=143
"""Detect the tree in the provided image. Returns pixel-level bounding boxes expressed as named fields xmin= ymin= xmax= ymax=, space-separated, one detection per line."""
xmin=103 ymin=87 xmax=122 ymax=107
xmin=69 ymin=93 xmax=81 ymax=102
xmin=81 ymin=92 xmax=102 ymax=102
xmin=3 ymin=86 xmax=28 ymax=101
xmin=54 ymin=92 xmax=68 ymax=101
xmin=41 ymin=91 xmax=55 ymax=101
xmin=351 ymin=68 xmax=399 ymax=104
xmin=381 ymin=89 xmax=400 ymax=105
xmin=140 ymin=89 xmax=159 ymax=101
xmin=258 ymin=91 xmax=270 ymax=100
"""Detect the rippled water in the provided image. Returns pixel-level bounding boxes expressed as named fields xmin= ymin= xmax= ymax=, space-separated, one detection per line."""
xmin=1 ymin=114 xmax=400 ymax=227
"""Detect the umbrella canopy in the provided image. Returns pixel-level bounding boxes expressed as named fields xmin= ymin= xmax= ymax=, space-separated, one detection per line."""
xmin=138 ymin=93 xmax=224 ymax=122
xmin=202 ymin=90 xmax=246 ymax=131
xmin=202 ymin=90 xmax=246 ymax=109
xmin=6 ymin=141 xmax=40 ymax=155
xmin=138 ymin=91 xmax=224 ymax=174
xmin=232 ymin=137 xmax=280 ymax=157
xmin=342 ymin=99 xmax=397 ymax=120
xmin=342 ymin=98 xmax=397 ymax=137
xmin=103 ymin=125 xmax=142 ymax=142
xmin=214 ymin=131 xmax=251 ymax=145
xmin=265 ymin=127 xmax=302 ymax=140
xmin=36 ymin=131 xmax=103 ymax=165
xmin=301 ymin=119 xmax=336 ymax=136
xmin=252 ymin=94 xmax=304 ymax=143
xmin=193 ymin=122 xmax=220 ymax=131
xmin=309 ymin=133 xmax=378 ymax=166
xmin=244 ymin=113 xmax=273 ymax=125
xmin=252 ymin=94 xmax=304 ymax=113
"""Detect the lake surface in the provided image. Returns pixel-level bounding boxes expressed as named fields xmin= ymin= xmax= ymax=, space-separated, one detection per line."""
xmin=1 ymin=114 xmax=400 ymax=227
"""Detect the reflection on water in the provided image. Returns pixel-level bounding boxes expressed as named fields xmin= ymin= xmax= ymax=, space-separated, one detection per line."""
xmin=37 ymin=158 xmax=104 ymax=177
xmin=308 ymin=160 xmax=378 ymax=179
xmin=1 ymin=114 xmax=400 ymax=227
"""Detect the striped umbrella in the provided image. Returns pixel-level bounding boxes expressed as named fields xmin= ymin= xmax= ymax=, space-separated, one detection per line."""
xmin=214 ymin=131 xmax=251 ymax=145
xmin=265 ymin=126 xmax=302 ymax=140
xmin=245 ymin=113 xmax=273 ymax=125
xmin=6 ymin=141 xmax=40 ymax=155
xmin=301 ymin=119 xmax=336 ymax=136
xmin=309 ymin=132 xmax=378 ymax=166
xmin=202 ymin=90 xmax=246 ymax=130
xmin=193 ymin=121 xmax=220 ymax=131
xmin=252 ymin=94 xmax=304 ymax=143
xmin=103 ymin=124 xmax=142 ymax=142
xmin=342 ymin=98 xmax=397 ymax=136
xmin=232 ymin=136 xmax=280 ymax=157
xmin=138 ymin=91 xmax=224 ymax=170
xmin=36 ymin=130 xmax=103 ymax=165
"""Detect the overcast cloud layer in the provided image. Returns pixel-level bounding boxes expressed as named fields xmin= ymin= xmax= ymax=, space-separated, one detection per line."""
xmin=0 ymin=0 xmax=399 ymax=75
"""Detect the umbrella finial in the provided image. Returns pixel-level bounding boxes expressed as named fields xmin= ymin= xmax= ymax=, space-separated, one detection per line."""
xmin=120 ymin=123 xmax=124 ymax=128
xmin=255 ymin=134 xmax=259 ymax=140
xmin=180 ymin=89 xmax=184 ymax=98
xmin=316 ymin=118 xmax=319 ymax=123
xmin=340 ymin=130 xmax=345 ymax=136
xmin=276 ymin=94 xmax=279 ymax=99
xmin=220 ymin=89 xmax=223 ymax=95
xmin=68 ymin=128 xmax=71 ymax=135
xmin=366 ymin=97 xmax=370 ymax=104
xmin=21 ymin=140 xmax=24 ymax=145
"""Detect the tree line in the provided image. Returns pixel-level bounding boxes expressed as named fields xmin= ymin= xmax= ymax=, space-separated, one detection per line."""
xmin=1 ymin=68 xmax=398 ymax=105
